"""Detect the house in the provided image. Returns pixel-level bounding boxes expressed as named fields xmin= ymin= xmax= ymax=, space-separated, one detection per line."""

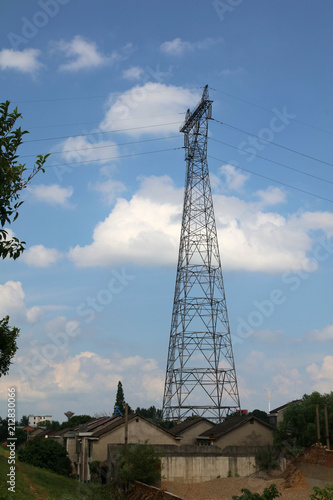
xmin=28 ymin=414 xmax=53 ymax=428
xmin=64 ymin=414 xmax=180 ymax=483
xmin=168 ymin=417 xmax=214 ymax=445
xmin=197 ymin=415 xmax=274 ymax=451
xmin=269 ymin=399 xmax=301 ymax=428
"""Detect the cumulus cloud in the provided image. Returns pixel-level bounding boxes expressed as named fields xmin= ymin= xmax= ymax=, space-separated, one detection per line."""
xmin=69 ymin=175 xmax=182 ymax=267
xmin=160 ymin=37 xmax=221 ymax=56
xmin=219 ymin=164 xmax=250 ymax=191
xmin=0 ymin=48 xmax=42 ymax=74
xmin=57 ymin=135 xmax=120 ymax=166
xmin=92 ymin=179 xmax=127 ymax=204
xmin=122 ymin=66 xmax=144 ymax=80
xmin=67 ymin=174 xmax=333 ymax=272
xmin=51 ymin=36 xmax=132 ymax=71
xmin=307 ymin=356 xmax=333 ymax=393
xmin=100 ymin=82 xmax=199 ymax=136
xmin=1 ymin=350 xmax=164 ymax=417
xmin=250 ymin=329 xmax=285 ymax=343
xmin=27 ymin=184 xmax=73 ymax=207
xmin=21 ymin=245 xmax=62 ymax=267
xmin=306 ymin=325 xmax=333 ymax=342
xmin=0 ymin=281 xmax=43 ymax=324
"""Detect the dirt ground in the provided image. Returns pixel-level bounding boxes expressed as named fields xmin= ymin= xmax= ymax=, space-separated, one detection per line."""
xmin=162 ymin=464 xmax=323 ymax=500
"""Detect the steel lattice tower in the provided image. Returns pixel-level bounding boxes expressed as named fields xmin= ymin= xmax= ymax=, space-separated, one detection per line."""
xmin=162 ymin=85 xmax=240 ymax=423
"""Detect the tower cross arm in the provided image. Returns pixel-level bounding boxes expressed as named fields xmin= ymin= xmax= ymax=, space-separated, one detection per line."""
xmin=179 ymin=85 xmax=213 ymax=134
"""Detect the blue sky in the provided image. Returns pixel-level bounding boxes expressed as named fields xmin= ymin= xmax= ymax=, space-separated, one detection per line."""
xmin=1 ymin=0 xmax=333 ymax=423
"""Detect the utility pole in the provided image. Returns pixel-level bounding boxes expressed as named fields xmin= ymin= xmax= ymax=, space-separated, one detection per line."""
xmin=162 ymin=85 xmax=240 ymax=423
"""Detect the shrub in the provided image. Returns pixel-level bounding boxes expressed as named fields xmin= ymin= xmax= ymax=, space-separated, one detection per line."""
xmin=255 ymin=446 xmax=280 ymax=471
xmin=232 ymin=483 xmax=281 ymax=499
xmin=310 ymin=485 xmax=333 ymax=500
xmin=115 ymin=441 xmax=162 ymax=492
xmin=18 ymin=437 xmax=72 ymax=476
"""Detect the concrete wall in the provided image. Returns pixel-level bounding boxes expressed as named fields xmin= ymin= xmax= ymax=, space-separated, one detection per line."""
xmin=161 ymin=455 xmax=256 ymax=483
xmin=214 ymin=421 xmax=274 ymax=449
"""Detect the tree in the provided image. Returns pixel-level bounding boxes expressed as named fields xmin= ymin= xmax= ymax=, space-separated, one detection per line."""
xmin=115 ymin=441 xmax=162 ymax=493
xmin=0 ymin=100 xmax=48 ymax=259
xmin=19 ymin=415 xmax=29 ymax=426
xmin=135 ymin=406 xmax=163 ymax=422
xmin=18 ymin=437 xmax=72 ymax=476
xmin=0 ymin=101 xmax=48 ymax=377
xmin=274 ymin=391 xmax=333 ymax=449
xmin=114 ymin=381 xmax=126 ymax=416
xmin=60 ymin=414 xmax=92 ymax=429
xmin=0 ymin=316 xmax=19 ymax=377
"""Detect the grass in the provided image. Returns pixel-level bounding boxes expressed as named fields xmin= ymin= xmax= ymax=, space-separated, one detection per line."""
xmin=0 ymin=445 xmax=118 ymax=499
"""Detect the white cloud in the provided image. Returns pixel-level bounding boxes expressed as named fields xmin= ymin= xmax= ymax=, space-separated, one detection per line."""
xmin=69 ymin=175 xmax=182 ymax=267
xmin=220 ymin=67 xmax=246 ymax=78
xmin=51 ymin=36 xmax=131 ymax=71
xmin=58 ymin=135 xmax=120 ymax=165
xmin=0 ymin=48 xmax=42 ymax=74
xmin=67 ymin=174 xmax=333 ymax=272
xmin=307 ymin=356 xmax=333 ymax=393
xmin=160 ymin=37 xmax=221 ymax=56
xmin=250 ymin=329 xmax=285 ymax=343
xmin=219 ymin=164 xmax=249 ymax=191
xmin=93 ymin=179 xmax=127 ymax=204
xmin=27 ymin=184 xmax=73 ymax=207
xmin=100 ymin=82 xmax=199 ymax=136
xmin=122 ymin=66 xmax=144 ymax=80
xmin=21 ymin=245 xmax=62 ymax=268
xmin=306 ymin=325 xmax=333 ymax=342
xmin=0 ymin=281 xmax=43 ymax=324
xmin=1 ymin=350 xmax=164 ymax=416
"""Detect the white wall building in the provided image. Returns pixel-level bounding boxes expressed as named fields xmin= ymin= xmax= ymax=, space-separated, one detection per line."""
xmin=28 ymin=415 xmax=53 ymax=428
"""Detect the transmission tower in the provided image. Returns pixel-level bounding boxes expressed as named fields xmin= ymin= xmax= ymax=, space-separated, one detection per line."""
xmin=162 ymin=85 xmax=240 ymax=423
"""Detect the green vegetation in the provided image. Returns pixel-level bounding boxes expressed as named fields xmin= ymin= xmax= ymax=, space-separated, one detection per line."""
xmin=232 ymin=483 xmax=281 ymax=499
xmin=310 ymin=485 xmax=333 ymax=500
xmin=0 ymin=100 xmax=48 ymax=378
xmin=275 ymin=391 xmax=333 ymax=449
xmin=0 ymin=316 xmax=19 ymax=377
xmin=0 ymin=445 xmax=119 ymax=499
xmin=115 ymin=441 xmax=162 ymax=493
xmin=114 ymin=381 xmax=126 ymax=415
xmin=18 ymin=437 xmax=72 ymax=476
xmin=0 ymin=100 xmax=48 ymax=260
xmin=255 ymin=446 xmax=280 ymax=471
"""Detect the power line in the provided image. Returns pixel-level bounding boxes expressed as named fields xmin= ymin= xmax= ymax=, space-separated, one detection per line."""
xmin=208 ymin=137 xmax=333 ymax=186
xmin=208 ymin=154 xmax=333 ymax=204
xmin=25 ymin=121 xmax=182 ymax=143
xmin=211 ymin=118 xmax=333 ymax=169
xmin=21 ymin=135 xmax=180 ymax=158
xmin=209 ymin=86 xmax=333 ymax=137
xmin=12 ymin=87 xmax=202 ymax=105
xmin=28 ymin=146 xmax=182 ymax=170
xmin=28 ymin=113 xmax=185 ymax=130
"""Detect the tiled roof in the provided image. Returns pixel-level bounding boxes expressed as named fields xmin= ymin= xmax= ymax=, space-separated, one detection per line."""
xmin=168 ymin=417 xmax=213 ymax=436
xmin=269 ymin=399 xmax=302 ymax=414
xmin=199 ymin=415 xmax=273 ymax=439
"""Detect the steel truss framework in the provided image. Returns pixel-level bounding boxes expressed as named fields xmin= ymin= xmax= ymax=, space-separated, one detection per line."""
xmin=162 ymin=85 xmax=240 ymax=423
